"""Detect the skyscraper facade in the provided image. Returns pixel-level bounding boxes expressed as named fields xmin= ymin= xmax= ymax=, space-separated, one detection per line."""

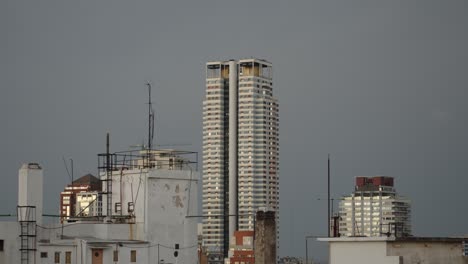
xmin=339 ymin=176 xmax=411 ymax=237
xmin=202 ymin=58 xmax=279 ymax=261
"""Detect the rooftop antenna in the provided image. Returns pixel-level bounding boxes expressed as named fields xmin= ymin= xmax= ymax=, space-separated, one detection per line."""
xmin=70 ymin=158 xmax=74 ymax=185
xmin=146 ymin=82 xmax=155 ymax=150
xmin=106 ymin=132 xmax=112 ymax=217
xmin=328 ymin=154 xmax=331 ymax=237
xmin=62 ymin=156 xmax=71 ymax=182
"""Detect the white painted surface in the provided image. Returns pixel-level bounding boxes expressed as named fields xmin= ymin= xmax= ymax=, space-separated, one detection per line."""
xmin=18 ymin=163 xmax=43 ymax=224
xmin=0 ymin=222 xmax=19 ymax=264
xmin=328 ymin=241 xmax=400 ymax=264
xmin=38 ymin=239 xmax=150 ymax=264
xmin=99 ymin=167 xmax=199 ymax=263
xmin=146 ymin=169 xmax=198 ymax=264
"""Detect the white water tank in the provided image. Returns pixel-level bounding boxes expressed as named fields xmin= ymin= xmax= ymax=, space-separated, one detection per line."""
xmin=18 ymin=163 xmax=43 ymax=224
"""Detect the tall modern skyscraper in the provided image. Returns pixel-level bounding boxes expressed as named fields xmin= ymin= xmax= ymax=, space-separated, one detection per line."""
xmin=202 ymin=58 xmax=279 ymax=262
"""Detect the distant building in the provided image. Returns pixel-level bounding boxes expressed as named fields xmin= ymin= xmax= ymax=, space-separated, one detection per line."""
xmin=339 ymin=176 xmax=411 ymax=237
xmin=59 ymin=174 xmax=101 ymax=222
xmin=198 ymin=223 xmax=210 ymax=264
xmin=225 ymin=211 xmax=277 ymax=264
xmin=226 ymin=231 xmax=255 ymax=264
xmin=318 ymin=236 xmax=468 ymax=264
xmin=75 ymin=191 xmax=101 ymax=217
xmin=202 ymin=58 xmax=279 ymax=261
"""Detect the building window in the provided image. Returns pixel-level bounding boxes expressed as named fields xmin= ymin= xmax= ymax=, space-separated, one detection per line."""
xmin=0 ymin=240 xmax=3 ymax=251
xmin=54 ymin=252 xmax=60 ymax=263
xmin=40 ymin=252 xmax=48 ymax=258
xmin=65 ymin=251 xmax=71 ymax=264
xmin=130 ymin=250 xmax=137 ymax=262
xmin=113 ymin=250 xmax=119 ymax=261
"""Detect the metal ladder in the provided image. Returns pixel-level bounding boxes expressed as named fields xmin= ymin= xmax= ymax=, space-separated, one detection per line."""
xmin=18 ymin=206 xmax=37 ymax=264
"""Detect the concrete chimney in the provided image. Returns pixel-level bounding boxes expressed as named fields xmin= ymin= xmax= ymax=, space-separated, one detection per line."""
xmin=18 ymin=163 xmax=43 ymax=225
xmin=254 ymin=211 xmax=276 ymax=264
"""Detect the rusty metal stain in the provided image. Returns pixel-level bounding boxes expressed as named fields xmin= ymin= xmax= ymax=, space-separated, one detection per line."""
xmin=172 ymin=195 xmax=184 ymax=208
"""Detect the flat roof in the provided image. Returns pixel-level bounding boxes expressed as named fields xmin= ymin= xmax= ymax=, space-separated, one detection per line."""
xmin=318 ymin=236 xmax=467 ymax=243
xmin=206 ymin=58 xmax=272 ymax=66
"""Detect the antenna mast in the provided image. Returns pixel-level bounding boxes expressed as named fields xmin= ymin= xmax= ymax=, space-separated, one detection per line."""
xmin=328 ymin=154 xmax=331 ymax=237
xmin=146 ymin=82 xmax=155 ymax=150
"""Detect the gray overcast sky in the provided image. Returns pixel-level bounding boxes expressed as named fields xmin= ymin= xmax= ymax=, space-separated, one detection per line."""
xmin=1 ymin=0 xmax=467 ymax=260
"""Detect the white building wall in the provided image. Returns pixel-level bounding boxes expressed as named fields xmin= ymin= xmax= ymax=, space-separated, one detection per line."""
xmin=38 ymin=244 xmax=76 ymax=264
xmin=38 ymin=240 xmax=150 ymax=264
xmin=0 ymin=222 xmax=19 ymax=264
xmin=328 ymin=241 xmax=400 ymax=264
xmin=101 ymin=168 xmax=147 ymax=223
xmin=44 ymin=222 xmax=139 ymax=241
xmin=146 ymin=169 xmax=199 ymax=264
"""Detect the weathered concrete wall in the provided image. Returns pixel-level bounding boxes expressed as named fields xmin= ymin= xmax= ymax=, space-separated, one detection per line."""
xmin=146 ymin=169 xmax=199 ymax=264
xmin=255 ymin=211 xmax=276 ymax=264
xmin=0 ymin=222 xmax=19 ymax=264
xmin=388 ymin=241 xmax=468 ymax=264
xmin=103 ymin=168 xmax=148 ymax=225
